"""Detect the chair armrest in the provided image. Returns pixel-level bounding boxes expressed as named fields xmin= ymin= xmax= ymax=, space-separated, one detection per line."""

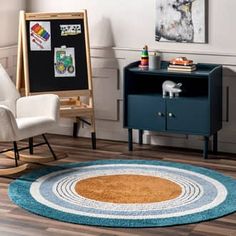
xmin=16 ymin=94 xmax=60 ymax=121
xmin=0 ymin=105 xmax=18 ymax=141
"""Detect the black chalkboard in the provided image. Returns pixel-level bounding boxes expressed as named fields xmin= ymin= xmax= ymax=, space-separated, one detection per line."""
xmin=26 ymin=18 xmax=89 ymax=92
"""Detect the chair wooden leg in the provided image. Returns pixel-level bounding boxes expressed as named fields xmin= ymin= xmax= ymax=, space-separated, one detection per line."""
xmin=0 ymin=141 xmax=29 ymax=176
xmin=29 ymin=137 xmax=34 ymax=155
xmin=42 ymin=134 xmax=57 ymax=160
xmin=13 ymin=141 xmax=19 ymax=167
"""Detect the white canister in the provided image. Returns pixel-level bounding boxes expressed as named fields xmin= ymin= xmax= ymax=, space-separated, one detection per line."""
xmin=149 ymin=52 xmax=161 ymax=70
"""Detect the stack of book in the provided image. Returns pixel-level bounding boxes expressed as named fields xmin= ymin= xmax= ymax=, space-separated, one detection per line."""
xmin=168 ymin=64 xmax=197 ymax=72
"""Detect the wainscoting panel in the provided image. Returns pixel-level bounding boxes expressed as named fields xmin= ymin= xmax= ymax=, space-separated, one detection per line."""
xmin=0 ymin=46 xmax=18 ymax=83
xmin=92 ymin=67 xmax=119 ymax=121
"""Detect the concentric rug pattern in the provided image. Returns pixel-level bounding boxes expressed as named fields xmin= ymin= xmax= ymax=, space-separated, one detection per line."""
xmin=8 ymin=160 xmax=236 ymax=227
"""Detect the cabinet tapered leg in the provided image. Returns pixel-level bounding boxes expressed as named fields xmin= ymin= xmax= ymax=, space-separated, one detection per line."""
xmin=128 ymin=128 xmax=133 ymax=151
xmin=139 ymin=130 xmax=143 ymax=145
xmin=213 ymin=133 xmax=218 ymax=154
xmin=203 ymin=136 xmax=209 ymax=159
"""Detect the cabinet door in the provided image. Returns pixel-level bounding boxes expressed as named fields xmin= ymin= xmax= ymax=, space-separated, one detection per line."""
xmin=166 ymin=98 xmax=209 ymax=134
xmin=128 ymin=95 xmax=165 ymax=131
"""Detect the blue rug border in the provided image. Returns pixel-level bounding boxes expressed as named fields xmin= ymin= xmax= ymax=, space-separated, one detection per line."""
xmin=8 ymin=159 xmax=236 ymax=228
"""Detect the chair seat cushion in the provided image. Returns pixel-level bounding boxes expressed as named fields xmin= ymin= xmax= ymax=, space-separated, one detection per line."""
xmin=15 ymin=116 xmax=56 ymax=141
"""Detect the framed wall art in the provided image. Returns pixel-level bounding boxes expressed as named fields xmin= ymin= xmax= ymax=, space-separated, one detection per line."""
xmin=155 ymin=0 xmax=208 ymax=43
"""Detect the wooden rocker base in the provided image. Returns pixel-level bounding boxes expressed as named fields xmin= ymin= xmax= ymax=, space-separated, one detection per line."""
xmin=5 ymin=151 xmax=67 ymax=164
xmin=0 ymin=163 xmax=29 ymax=176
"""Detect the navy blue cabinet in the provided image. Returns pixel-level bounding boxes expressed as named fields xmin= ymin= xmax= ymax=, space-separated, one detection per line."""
xmin=124 ymin=61 xmax=222 ymax=158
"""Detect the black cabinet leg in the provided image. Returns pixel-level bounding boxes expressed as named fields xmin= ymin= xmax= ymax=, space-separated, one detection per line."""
xmin=91 ymin=132 xmax=96 ymax=149
xmin=213 ymin=133 xmax=218 ymax=154
xmin=29 ymin=137 xmax=33 ymax=155
xmin=203 ymin=136 xmax=209 ymax=159
xmin=73 ymin=122 xmax=78 ymax=138
xmin=128 ymin=128 xmax=133 ymax=151
xmin=139 ymin=130 xmax=143 ymax=145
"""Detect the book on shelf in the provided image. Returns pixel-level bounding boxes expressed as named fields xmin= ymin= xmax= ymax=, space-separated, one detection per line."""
xmin=168 ymin=64 xmax=197 ymax=72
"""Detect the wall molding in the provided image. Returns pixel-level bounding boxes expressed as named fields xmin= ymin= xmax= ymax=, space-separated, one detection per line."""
xmin=4 ymin=40 xmax=236 ymax=59
xmin=91 ymin=46 xmax=236 ymax=60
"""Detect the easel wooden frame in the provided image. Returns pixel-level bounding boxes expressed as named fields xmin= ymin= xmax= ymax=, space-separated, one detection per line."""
xmin=17 ymin=10 xmax=96 ymax=149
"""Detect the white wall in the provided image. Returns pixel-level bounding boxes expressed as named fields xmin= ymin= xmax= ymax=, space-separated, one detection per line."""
xmin=0 ymin=0 xmax=26 ymax=47
xmin=22 ymin=0 xmax=236 ymax=154
xmin=28 ymin=0 xmax=236 ymax=54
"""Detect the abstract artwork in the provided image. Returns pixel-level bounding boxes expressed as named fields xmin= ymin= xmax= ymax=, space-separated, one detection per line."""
xmin=155 ymin=0 xmax=207 ymax=43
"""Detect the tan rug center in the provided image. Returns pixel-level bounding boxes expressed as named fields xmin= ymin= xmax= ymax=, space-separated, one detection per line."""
xmin=75 ymin=174 xmax=182 ymax=203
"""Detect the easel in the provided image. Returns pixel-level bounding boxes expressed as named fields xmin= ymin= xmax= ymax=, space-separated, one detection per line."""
xmin=17 ymin=10 xmax=96 ymax=149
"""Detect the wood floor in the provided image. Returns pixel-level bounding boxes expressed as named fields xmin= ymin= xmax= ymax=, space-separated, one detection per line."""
xmin=0 ymin=134 xmax=236 ymax=236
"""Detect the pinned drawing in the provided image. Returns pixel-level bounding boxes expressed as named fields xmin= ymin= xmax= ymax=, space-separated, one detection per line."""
xmin=155 ymin=0 xmax=207 ymax=43
xmin=60 ymin=24 xmax=81 ymax=36
xmin=54 ymin=46 xmax=76 ymax=77
xmin=30 ymin=22 xmax=51 ymax=50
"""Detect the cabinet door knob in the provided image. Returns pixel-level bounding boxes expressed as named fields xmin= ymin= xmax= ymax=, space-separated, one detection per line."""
xmin=157 ymin=112 xmax=164 ymax=117
xmin=168 ymin=112 xmax=174 ymax=117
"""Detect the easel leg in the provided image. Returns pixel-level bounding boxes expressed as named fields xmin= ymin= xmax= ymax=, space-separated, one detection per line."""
xmin=128 ymin=128 xmax=133 ymax=151
xmin=91 ymin=132 xmax=96 ymax=149
xmin=203 ymin=136 xmax=209 ymax=159
xmin=75 ymin=116 xmax=96 ymax=149
xmin=73 ymin=122 xmax=78 ymax=138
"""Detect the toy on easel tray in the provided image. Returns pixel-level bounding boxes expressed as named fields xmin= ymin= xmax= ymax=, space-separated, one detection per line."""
xmin=139 ymin=45 xmax=149 ymax=69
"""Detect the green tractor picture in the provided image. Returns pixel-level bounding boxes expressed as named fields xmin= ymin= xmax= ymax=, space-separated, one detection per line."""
xmin=55 ymin=50 xmax=75 ymax=74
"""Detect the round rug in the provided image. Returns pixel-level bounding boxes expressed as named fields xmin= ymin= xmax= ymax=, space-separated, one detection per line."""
xmin=8 ymin=159 xmax=236 ymax=227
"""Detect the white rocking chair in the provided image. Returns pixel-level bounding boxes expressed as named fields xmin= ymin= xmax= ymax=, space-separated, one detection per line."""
xmin=0 ymin=64 xmax=60 ymax=175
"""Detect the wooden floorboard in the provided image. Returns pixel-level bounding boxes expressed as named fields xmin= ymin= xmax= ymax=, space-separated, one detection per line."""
xmin=0 ymin=134 xmax=236 ymax=236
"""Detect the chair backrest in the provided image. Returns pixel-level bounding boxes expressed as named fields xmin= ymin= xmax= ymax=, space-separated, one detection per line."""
xmin=0 ymin=64 xmax=20 ymax=116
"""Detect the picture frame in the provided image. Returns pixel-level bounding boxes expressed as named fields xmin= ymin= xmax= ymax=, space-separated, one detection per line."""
xmin=155 ymin=0 xmax=208 ymax=43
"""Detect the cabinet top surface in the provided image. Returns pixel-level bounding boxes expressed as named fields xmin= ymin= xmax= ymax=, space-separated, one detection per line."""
xmin=127 ymin=61 xmax=222 ymax=77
